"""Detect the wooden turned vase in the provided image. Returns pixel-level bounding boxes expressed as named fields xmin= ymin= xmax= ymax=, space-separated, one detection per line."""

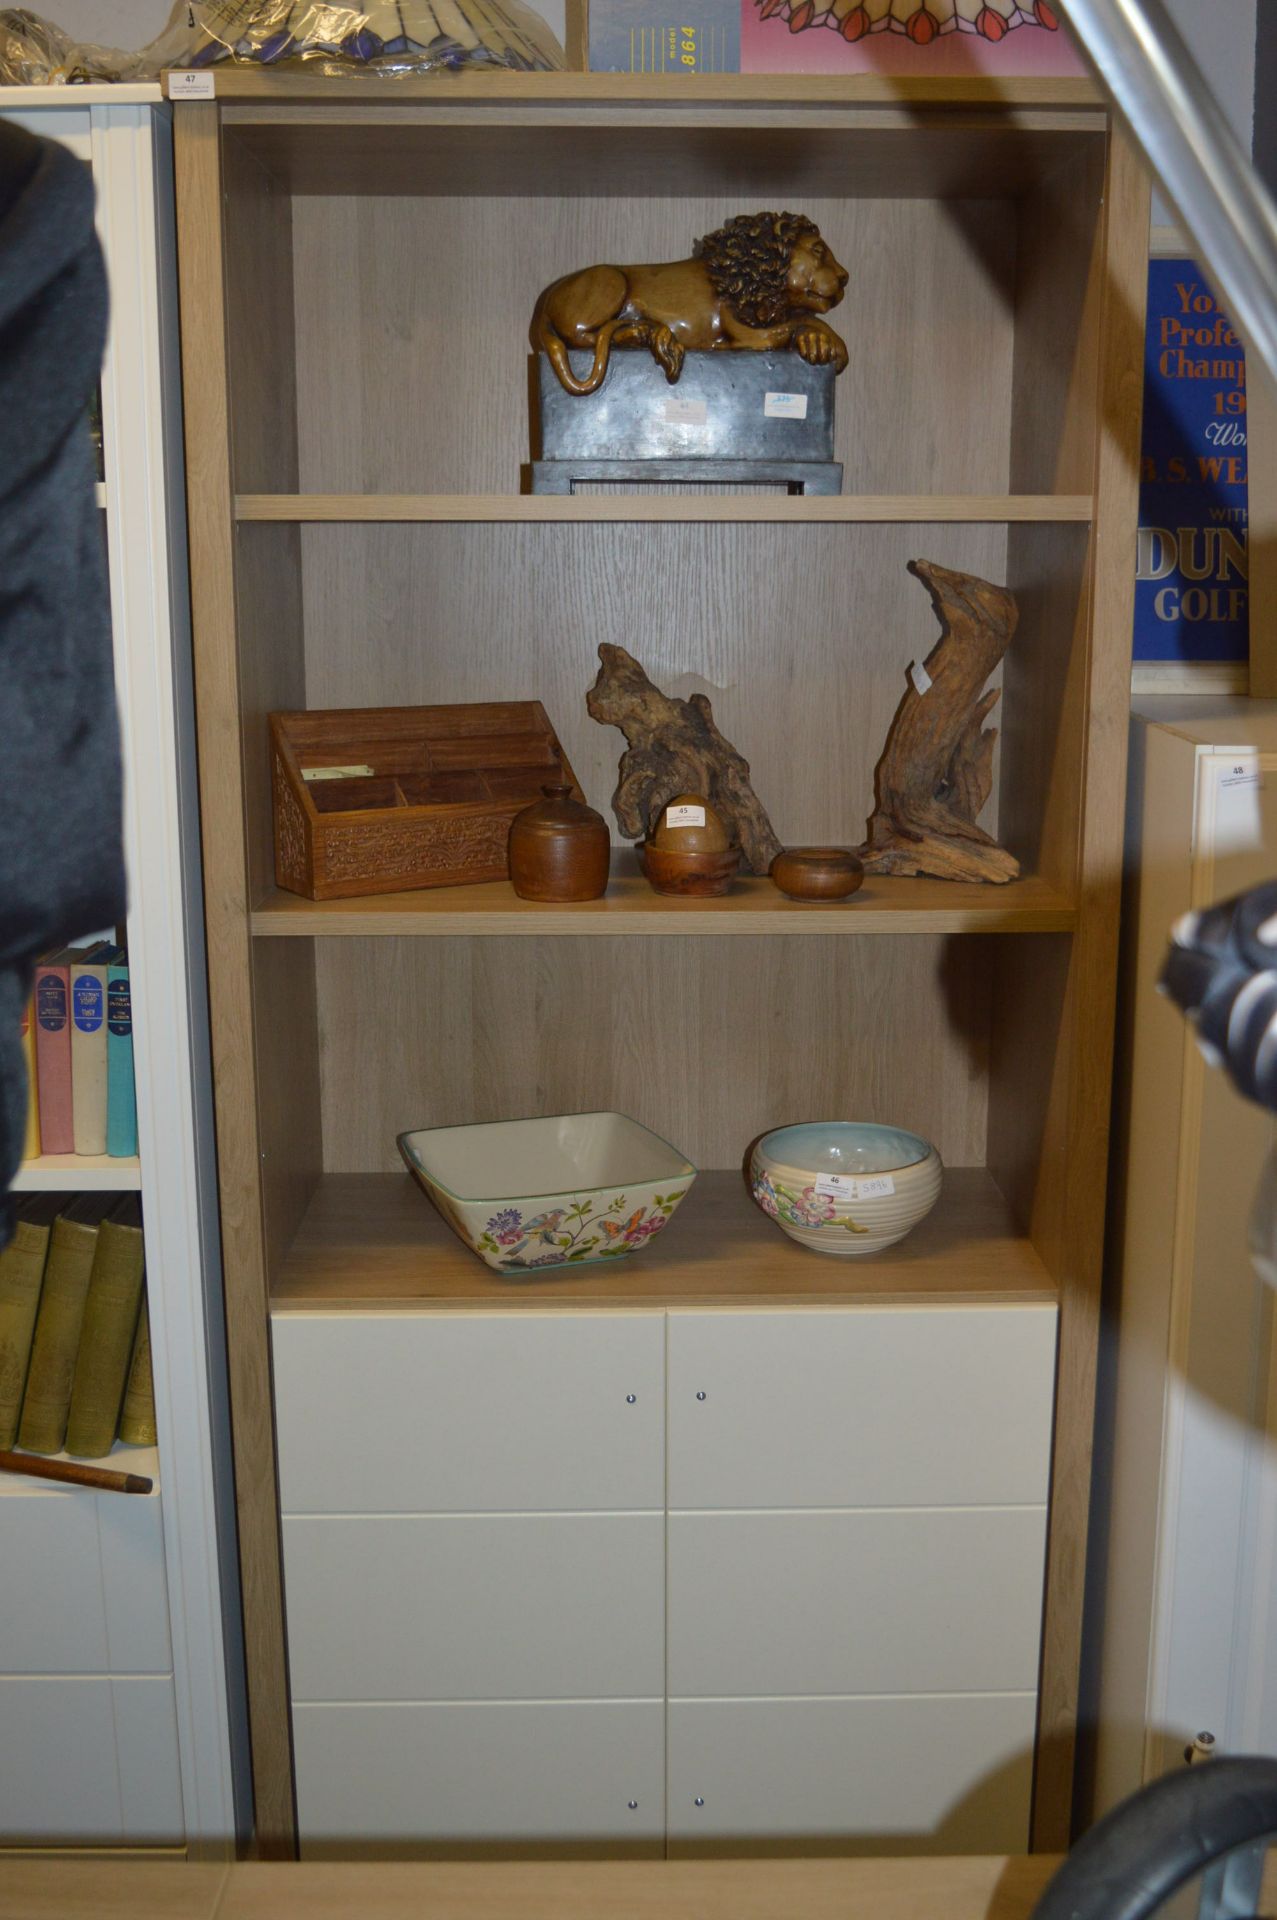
xmin=508 ymin=784 xmax=610 ymax=902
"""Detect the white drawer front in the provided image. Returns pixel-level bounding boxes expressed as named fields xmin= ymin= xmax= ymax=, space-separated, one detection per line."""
xmin=293 ymin=1701 xmax=664 ymax=1846
xmin=0 ymin=1675 xmax=183 ymax=1845
xmin=668 ymin=1508 xmax=1046 ymax=1697
xmin=272 ymin=1312 xmax=664 ymax=1513
xmin=667 ymin=1695 xmax=1035 ymax=1851
xmin=0 ymin=1488 xmax=168 ymax=1674
xmin=667 ymin=1307 xmax=1056 ymax=1509
xmin=284 ymin=1514 xmax=664 ymax=1701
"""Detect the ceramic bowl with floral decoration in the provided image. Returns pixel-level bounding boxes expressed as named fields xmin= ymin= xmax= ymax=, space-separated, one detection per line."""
xmin=398 ymin=1112 xmax=697 ymax=1275
xmin=750 ymin=1121 xmax=942 ymax=1257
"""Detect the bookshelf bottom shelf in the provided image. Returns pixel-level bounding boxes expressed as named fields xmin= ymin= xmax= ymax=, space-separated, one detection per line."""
xmin=271 ymin=1167 xmax=1055 ymax=1311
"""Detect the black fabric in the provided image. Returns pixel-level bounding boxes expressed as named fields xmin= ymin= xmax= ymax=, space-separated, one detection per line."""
xmin=0 ymin=125 xmax=124 ymax=1246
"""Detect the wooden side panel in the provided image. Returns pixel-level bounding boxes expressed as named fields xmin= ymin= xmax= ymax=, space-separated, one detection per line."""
xmin=310 ymin=932 xmax=993 ymax=1174
xmin=222 ymin=134 xmax=300 ymax=495
xmin=998 ymin=524 xmax=1090 ymax=897
xmin=1010 ymin=145 xmax=1106 ymax=496
xmin=174 ymin=104 xmax=297 ymax=1855
xmin=1015 ymin=130 xmax=1150 ymax=1852
xmin=1088 ymin=721 xmax=1194 ymax=1817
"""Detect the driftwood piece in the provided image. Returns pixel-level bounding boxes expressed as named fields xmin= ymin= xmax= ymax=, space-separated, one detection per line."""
xmin=860 ymin=559 xmax=1020 ymax=884
xmin=586 ymin=644 xmax=783 ymax=874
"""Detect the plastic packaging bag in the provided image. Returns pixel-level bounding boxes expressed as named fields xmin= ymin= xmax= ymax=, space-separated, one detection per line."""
xmin=0 ymin=0 xmax=563 ymax=82
xmin=184 ymin=1 xmax=564 ymax=73
xmin=0 ymin=6 xmax=191 ymax=81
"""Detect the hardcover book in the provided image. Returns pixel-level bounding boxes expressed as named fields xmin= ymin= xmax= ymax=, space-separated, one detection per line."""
xmin=33 ymin=951 xmax=74 ymax=1156
xmin=20 ymin=996 xmax=39 ymax=1163
xmin=0 ymin=1195 xmax=59 ymax=1449
xmin=71 ymin=943 xmax=114 ymax=1157
xmin=17 ymin=1197 xmax=114 ymax=1455
xmin=118 ymin=1294 xmax=156 ymax=1447
xmin=106 ymin=956 xmax=137 ymax=1160
xmin=65 ymin=1198 xmax=146 ymax=1460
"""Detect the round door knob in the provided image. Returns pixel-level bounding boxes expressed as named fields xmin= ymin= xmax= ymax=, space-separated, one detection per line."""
xmin=626 ymin=1394 xmax=637 ymax=1404
xmin=696 ymin=1391 xmax=707 ymax=1401
xmin=694 ymin=1796 xmax=705 ymax=1807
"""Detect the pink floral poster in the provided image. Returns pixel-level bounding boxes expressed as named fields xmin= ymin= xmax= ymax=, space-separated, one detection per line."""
xmin=742 ymin=0 xmax=1087 ymax=75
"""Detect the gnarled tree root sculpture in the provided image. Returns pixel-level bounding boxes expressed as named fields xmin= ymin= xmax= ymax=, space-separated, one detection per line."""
xmin=860 ymin=559 xmax=1020 ymax=884
xmin=586 ymin=643 xmax=782 ymax=874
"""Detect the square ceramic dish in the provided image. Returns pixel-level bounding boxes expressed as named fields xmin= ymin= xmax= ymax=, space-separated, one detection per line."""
xmin=397 ymin=1112 xmax=697 ymax=1274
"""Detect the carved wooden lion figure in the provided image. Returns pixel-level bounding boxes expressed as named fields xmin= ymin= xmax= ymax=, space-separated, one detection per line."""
xmin=532 ymin=210 xmax=850 ymax=396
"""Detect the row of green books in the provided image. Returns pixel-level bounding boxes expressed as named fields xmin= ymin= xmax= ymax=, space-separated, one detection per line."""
xmin=0 ymin=1194 xmax=153 ymax=1459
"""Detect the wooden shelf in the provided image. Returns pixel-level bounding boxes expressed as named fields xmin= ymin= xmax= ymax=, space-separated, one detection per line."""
xmin=12 ymin=1155 xmax=141 ymax=1191
xmin=272 ymin=1167 xmax=1055 ymax=1312
xmin=236 ymin=494 xmax=1093 ymax=526
xmin=0 ymin=1442 xmax=159 ymax=1496
xmin=212 ymin=71 xmax=1104 ymax=107
xmin=252 ymin=858 xmax=1075 ymax=936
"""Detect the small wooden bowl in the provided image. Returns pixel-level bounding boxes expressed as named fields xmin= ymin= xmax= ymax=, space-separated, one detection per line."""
xmin=771 ymin=847 xmax=864 ymax=902
xmin=640 ymin=843 xmax=741 ymax=897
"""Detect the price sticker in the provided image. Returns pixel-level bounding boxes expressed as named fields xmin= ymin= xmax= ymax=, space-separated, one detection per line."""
xmin=664 ymin=396 xmax=708 ymax=426
xmin=167 ymin=68 xmax=216 ymax=96
xmin=764 ymin=391 xmax=808 ymax=420
xmin=910 ymin=660 xmax=933 ymax=696
xmin=665 ymin=804 xmax=706 ymax=829
xmin=814 ymin=1172 xmax=896 ymax=1201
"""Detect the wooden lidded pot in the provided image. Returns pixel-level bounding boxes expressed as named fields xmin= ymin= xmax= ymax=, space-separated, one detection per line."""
xmin=509 ymin=783 xmax=610 ymax=902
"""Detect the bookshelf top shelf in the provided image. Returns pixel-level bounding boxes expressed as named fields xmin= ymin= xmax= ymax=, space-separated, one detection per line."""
xmin=251 ymin=860 xmax=1077 ymax=937
xmin=272 ymin=1167 xmax=1057 ymax=1312
xmin=221 ymin=96 xmax=1105 ymax=198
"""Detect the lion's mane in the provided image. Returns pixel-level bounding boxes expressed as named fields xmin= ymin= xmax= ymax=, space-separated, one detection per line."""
xmin=693 ymin=210 xmax=821 ymax=328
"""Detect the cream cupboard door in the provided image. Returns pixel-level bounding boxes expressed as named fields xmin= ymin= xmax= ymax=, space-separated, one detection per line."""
xmin=666 ymin=1305 xmax=1056 ymax=1509
xmin=666 ymin=1307 xmax=1055 ymax=1854
xmin=272 ymin=1310 xmax=664 ymax=1512
xmin=272 ymin=1310 xmax=666 ymax=1851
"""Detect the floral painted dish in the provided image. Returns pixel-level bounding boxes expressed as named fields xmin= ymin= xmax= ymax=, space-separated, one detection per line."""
xmin=397 ymin=1112 xmax=696 ymax=1275
xmin=750 ymin=1121 xmax=942 ymax=1257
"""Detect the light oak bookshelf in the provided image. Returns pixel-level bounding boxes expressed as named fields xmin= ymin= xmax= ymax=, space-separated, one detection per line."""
xmin=174 ymin=71 xmax=1149 ymax=1856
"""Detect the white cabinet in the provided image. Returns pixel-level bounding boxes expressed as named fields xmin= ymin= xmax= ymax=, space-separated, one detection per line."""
xmin=274 ymin=1299 xmax=1056 ymax=1855
xmin=0 ymin=1478 xmax=180 ymax=1845
xmin=0 ymin=86 xmax=242 ymax=1850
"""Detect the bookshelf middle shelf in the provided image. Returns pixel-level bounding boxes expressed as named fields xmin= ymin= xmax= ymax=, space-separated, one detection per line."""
xmin=13 ymin=1156 xmax=142 ymax=1192
xmin=271 ymin=1167 xmax=1057 ymax=1313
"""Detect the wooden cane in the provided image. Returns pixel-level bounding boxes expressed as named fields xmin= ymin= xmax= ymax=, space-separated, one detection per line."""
xmin=0 ymin=1449 xmax=153 ymax=1495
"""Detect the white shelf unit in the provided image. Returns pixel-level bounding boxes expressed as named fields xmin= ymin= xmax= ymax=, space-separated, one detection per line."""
xmin=0 ymin=87 xmax=244 ymax=1852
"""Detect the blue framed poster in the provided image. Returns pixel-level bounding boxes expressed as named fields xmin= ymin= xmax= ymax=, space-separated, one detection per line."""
xmin=1134 ymin=259 xmax=1249 ymax=664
